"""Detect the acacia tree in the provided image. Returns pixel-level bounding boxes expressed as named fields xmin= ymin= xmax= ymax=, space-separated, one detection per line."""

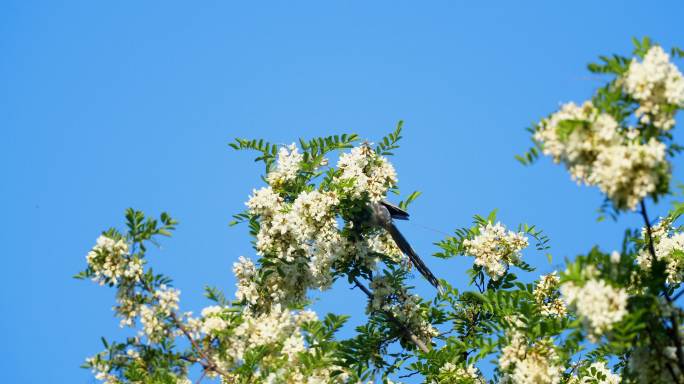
xmin=77 ymin=38 xmax=684 ymax=384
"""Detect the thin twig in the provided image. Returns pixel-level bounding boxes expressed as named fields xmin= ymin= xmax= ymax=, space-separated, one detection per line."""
xmin=195 ymin=369 xmax=206 ymax=384
xmin=641 ymin=201 xmax=658 ymax=260
xmin=139 ymin=276 xmax=233 ymax=382
xmin=180 ymin=355 xmax=201 ymax=364
xmin=171 ymin=313 xmax=234 ymax=380
xmin=352 ymin=277 xmax=431 ymax=353
xmin=398 ymin=370 xmax=421 ymax=379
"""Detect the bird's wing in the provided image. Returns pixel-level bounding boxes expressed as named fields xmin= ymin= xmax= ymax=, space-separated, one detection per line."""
xmin=387 ymin=223 xmax=441 ymax=291
xmin=381 ymin=200 xmax=409 ymax=220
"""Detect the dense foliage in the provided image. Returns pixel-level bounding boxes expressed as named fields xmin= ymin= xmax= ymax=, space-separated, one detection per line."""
xmin=77 ymin=38 xmax=684 ymax=383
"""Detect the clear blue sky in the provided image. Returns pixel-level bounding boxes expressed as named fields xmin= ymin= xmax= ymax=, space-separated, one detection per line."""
xmin=2 ymin=1 xmax=683 ymax=382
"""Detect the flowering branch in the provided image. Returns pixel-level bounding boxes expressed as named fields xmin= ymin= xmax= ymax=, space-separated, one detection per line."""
xmin=170 ymin=312 xmax=233 ymax=381
xmin=352 ymin=276 xmax=431 ymax=354
xmin=77 ymin=39 xmax=684 ymax=383
xmin=640 ymin=200 xmax=684 ymax=374
xmin=136 ymin=270 xmax=234 ymax=381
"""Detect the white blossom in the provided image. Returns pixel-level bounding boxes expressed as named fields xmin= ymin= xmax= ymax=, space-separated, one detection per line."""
xmin=199 ymin=305 xmax=227 ymax=334
xmin=266 ymin=143 xmax=303 ymax=185
xmin=568 ymin=361 xmax=620 ymax=384
xmin=534 ymin=101 xmax=621 ymax=184
xmin=463 ymin=222 xmax=529 ymax=280
xmin=561 ymin=278 xmax=628 ymax=341
xmin=335 ymin=144 xmax=397 ymax=202
xmin=610 ymin=251 xmax=621 ymax=264
xmin=201 ymin=316 xmax=227 ymax=335
xmin=206 ymin=304 xmax=355 ymax=383
xmin=624 ymin=45 xmax=684 ymax=130
xmin=244 ymin=188 xmax=350 ymax=307
xmin=246 ymin=186 xmax=283 ymax=218
xmin=499 ymin=332 xmax=563 ymax=384
xmin=588 ymin=138 xmax=667 ymax=210
xmin=233 ymin=256 xmax=260 ymax=305
xmin=368 ymin=276 xmax=437 ymax=343
xmin=439 ymin=362 xmax=485 ymax=383
xmin=533 ymin=98 xmax=670 ymax=210
xmin=295 ymin=309 xmax=318 ymax=324
xmin=154 ymin=285 xmax=180 ymax=315
xmin=367 ymin=230 xmax=404 ymax=263
xmin=636 ymin=217 xmax=684 ymax=284
xmin=534 ymin=272 xmax=567 ymax=317
xmin=139 ymin=304 xmax=165 ymax=342
xmin=86 ymin=235 xmax=142 ymax=286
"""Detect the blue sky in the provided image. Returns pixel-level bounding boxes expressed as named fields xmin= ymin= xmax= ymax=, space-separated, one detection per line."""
xmin=2 ymin=1 xmax=684 ymax=382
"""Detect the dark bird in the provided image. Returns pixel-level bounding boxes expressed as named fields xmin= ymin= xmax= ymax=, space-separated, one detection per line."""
xmin=369 ymin=200 xmax=442 ymax=291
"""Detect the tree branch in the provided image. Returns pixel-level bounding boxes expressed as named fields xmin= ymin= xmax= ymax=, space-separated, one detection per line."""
xmin=195 ymin=369 xmax=207 ymax=384
xmin=170 ymin=312 xmax=234 ymax=381
xmin=138 ymin=277 xmax=233 ymax=382
xmin=640 ymin=200 xmax=684 ymax=375
xmin=351 ymin=277 xmax=431 ymax=353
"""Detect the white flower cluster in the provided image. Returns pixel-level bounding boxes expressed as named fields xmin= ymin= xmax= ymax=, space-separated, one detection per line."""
xmin=335 ymin=144 xmax=397 ymax=202
xmin=195 ymin=243 xmax=350 ymax=384
xmin=533 ymin=272 xmax=567 ymax=317
xmin=86 ymin=350 xmax=191 ymax=384
xmin=568 ymin=361 xmax=620 ymax=384
xmin=588 ymin=138 xmax=667 ymax=210
xmin=534 ymin=100 xmax=668 ymax=210
xmin=499 ymin=332 xmax=563 ymax=384
xmin=533 ymin=47 xmax=684 ymax=210
xmin=200 ymin=305 xmax=228 ymax=335
xmin=560 ymin=278 xmax=628 ymax=341
xmin=366 ymin=230 xmax=404 ymax=263
xmin=138 ymin=304 xmax=166 ymax=343
xmin=624 ymin=46 xmax=684 ymax=131
xmin=241 ymin=142 xmax=404 ymax=308
xmin=86 ymin=235 xmax=142 ymax=285
xmin=204 ymin=304 xmax=349 ymax=383
xmin=534 ymin=101 xmax=621 ymax=184
xmin=137 ymin=285 xmax=180 ymax=343
xmin=439 ymin=362 xmax=485 ymax=383
xmin=114 ymin=294 xmax=143 ymax=328
xmin=154 ymin=285 xmax=180 ymax=315
xmin=266 ymin=143 xmax=304 ymax=186
xmin=233 ymin=256 xmax=260 ymax=305
xmin=337 ymin=229 xmax=403 ymax=272
xmin=85 ymin=354 xmax=119 ymax=384
xmin=462 ymin=222 xmax=529 ymax=280
xmin=246 ymin=186 xmax=283 ymax=217
xmin=246 ymin=187 xmax=344 ymax=306
xmin=368 ymin=276 xmax=438 ymax=342
xmin=636 ymin=216 xmax=684 ymax=284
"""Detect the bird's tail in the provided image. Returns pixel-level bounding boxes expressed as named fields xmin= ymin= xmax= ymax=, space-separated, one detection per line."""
xmin=387 ymin=223 xmax=442 ymax=293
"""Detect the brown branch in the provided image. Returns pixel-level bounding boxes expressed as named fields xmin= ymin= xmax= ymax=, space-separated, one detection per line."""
xmin=640 ymin=200 xmax=684 ymax=376
xmin=170 ymin=313 xmax=234 ymax=381
xmin=641 ymin=200 xmax=658 ymax=260
xmin=138 ymin=278 xmax=234 ymax=382
xmin=180 ymin=355 xmax=200 ymax=364
xmin=398 ymin=370 xmax=421 ymax=379
xmin=352 ymin=276 xmax=431 ymax=353
xmin=195 ymin=369 xmax=207 ymax=384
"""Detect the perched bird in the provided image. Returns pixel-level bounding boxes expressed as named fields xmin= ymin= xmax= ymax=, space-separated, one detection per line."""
xmin=369 ymin=200 xmax=441 ymax=291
